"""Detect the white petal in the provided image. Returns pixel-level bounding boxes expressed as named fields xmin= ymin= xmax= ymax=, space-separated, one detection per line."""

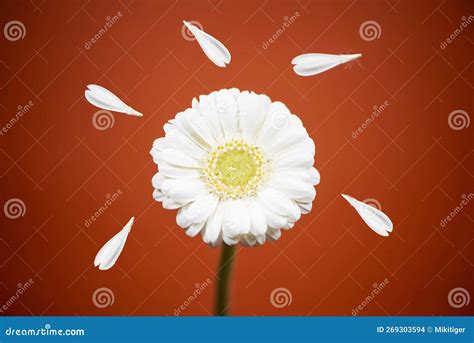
xmin=248 ymin=200 xmax=267 ymax=236
xmin=151 ymin=172 xmax=166 ymax=189
xmin=240 ymin=234 xmax=258 ymax=247
xmin=341 ymin=194 xmax=393 ymax=237
xmin=94 ymin=217 xmax=134 ymax=270
xmin=163 ymin=196 xmax=182 ymax=209
xmin=183 ymin=21 xmax=231 ymax=68
xmin=203 ymin=205 xmax=223 ymax=246
xmin=266 ymin=227 xmax=281 ymax=240
xmin=309 ymin=167 xmax=320 ymax=185
xmin=173 ymin=109 xmax=214 ymax=150
xmin=272 ymin=177 xmax=315 ymax=203
xmin=215 ymin=90 xmax=239 ymax=139
xmin=165 ymin=128 xmax=207 ymax=160
xmin=273 ymin=139 xmax=315 ymax=160
xmin=221 ymin=200 xmax=250 ymax=239
xmin=291 ymin=53 xmax=362 ymax=77
xmin=263 ymin=127 xmax=308 ymax=155
xmin=273 ymin=151 xmax=314 ymax=169
xmin=176 ymin=194 xmax=219 ymax=228
xmin=297 ymin=201 xmax=312 ymax=214
xmin=153 ymin=188 xmax=164 ymax=201
xmin=257 ymin=197 xmax=288 ymax=229
xmin=85 ymin=84 xmax=143 ymax=116
xmin=238 ymin=92 xmax=270 ymax=143
xmin=154 ymin=149 xmax=202 ymax=168
xmin=186 ymin=221 xmax=205 ymax=237
xmin=255 ymin=103 xmax=292 ymax=147
xmin=158 ymin=162 xmax=201 ymax=179
xmin=162 ymin=179 xmax=208 ymax=203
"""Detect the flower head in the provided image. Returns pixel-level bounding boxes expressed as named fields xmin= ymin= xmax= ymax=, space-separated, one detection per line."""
xmin=150 ymin=89 xmax=319 ymax=246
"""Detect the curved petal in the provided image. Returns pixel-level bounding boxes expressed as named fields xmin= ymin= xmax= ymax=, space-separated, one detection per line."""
xmin=162 ymin=179 xmax=208 ymax=203
xmin=94 ymin=217 xmax=134 ymax=270
xmin=183 ymin=21 xmax=231 ymax=68
xmin=292 ymin=53 xmax=361 ymax=77
xmin=221 ymin=199 xmax=250 ymax=239
xmin=85 ymin=84 xmax=142 ymax=116
xmin=341 ymin=194 xmax=393 ymax=236
xmin=203 ymin=204 xmax=223 ymax=246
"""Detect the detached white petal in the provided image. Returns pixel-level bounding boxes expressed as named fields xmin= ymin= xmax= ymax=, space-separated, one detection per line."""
xmin=291 ymin=53 xmax=361 ymax=76
xmin=183 ymin=21 xmax=231 ymax=68
xmin=341 ymin=194 xmax=393 ymax=237
xmin=94 ymin=217 xmax=134 ymax=270
xmin=85 ymin=84 xmax=143 ymax=116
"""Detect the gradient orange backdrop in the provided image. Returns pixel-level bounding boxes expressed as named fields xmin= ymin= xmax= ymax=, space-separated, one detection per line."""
xmin=0 ymin=0 xmax=473 ymax=316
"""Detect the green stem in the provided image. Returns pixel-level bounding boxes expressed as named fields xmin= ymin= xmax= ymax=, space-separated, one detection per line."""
xmin=214 ymin=244 xmax=236 ymax=316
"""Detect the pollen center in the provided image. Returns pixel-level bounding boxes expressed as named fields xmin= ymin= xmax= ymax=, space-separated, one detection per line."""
xmin=204 ymin=140 xmax=267 ymax=199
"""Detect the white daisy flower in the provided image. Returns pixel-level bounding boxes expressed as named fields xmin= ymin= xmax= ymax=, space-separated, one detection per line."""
xmin=150 ymin=88 xmax=319 ymax=247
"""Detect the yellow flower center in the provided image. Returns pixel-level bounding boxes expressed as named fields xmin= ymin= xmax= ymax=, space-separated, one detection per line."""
xmin=204 ymin=140 xmax=268 ymax=199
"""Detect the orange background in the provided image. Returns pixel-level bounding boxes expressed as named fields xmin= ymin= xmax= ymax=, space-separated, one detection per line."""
xmin=0 ymin=0 xmax=472 ymax=316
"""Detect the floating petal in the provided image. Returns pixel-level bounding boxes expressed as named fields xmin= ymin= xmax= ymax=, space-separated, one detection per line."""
xmin=292 ymin=53 xmax=361 ymax=76
xmin=85 ymin=84 xmax=143 ymax=116
xmin=94 ymin=217 xmax=134 ymax=270
xmin=183 ymin=21 xmax=231 ymax=68
xmin=341 ymin=194 xmax=393 ymax=237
